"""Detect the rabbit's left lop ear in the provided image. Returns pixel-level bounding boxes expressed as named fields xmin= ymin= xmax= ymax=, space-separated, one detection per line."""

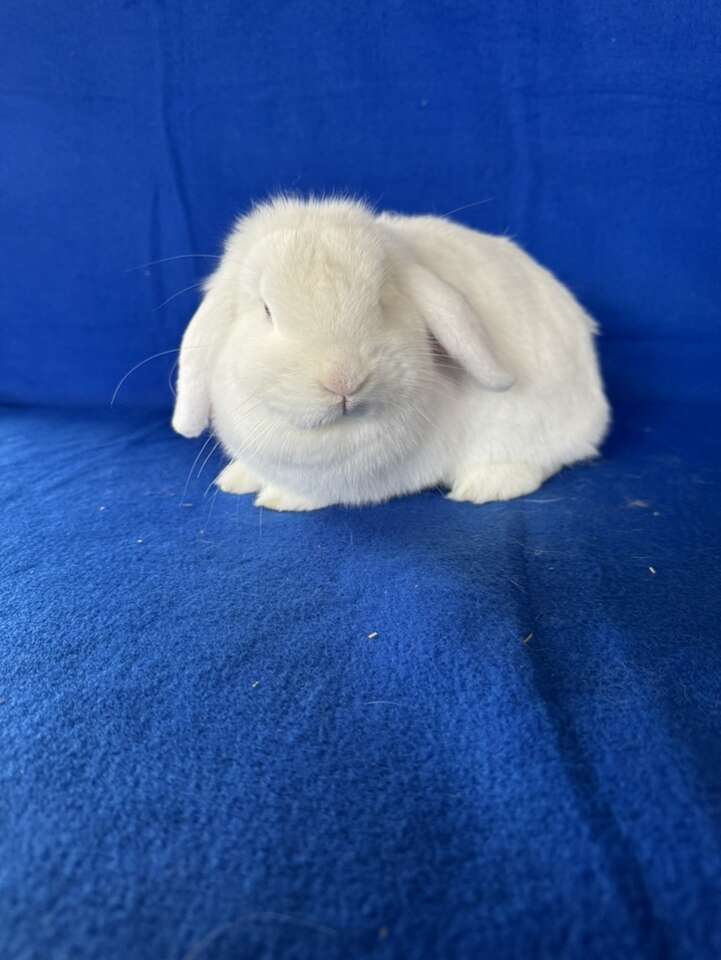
xmin=172 ymin=287 xmax=230 ymax=437
xmin=402 ymin=262 xmax=514 ymax=391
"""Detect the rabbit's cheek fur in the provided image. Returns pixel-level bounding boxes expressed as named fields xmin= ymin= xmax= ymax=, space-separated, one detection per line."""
xmin=220 ymin=319 xmax=433 ymax=436
xmin=209 ymin=341 xmax=457 ymax=505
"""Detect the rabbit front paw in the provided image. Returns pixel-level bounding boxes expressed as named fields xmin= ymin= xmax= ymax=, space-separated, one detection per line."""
xmin=254 ymin=486 xmax=329 ymax=512
xmin=448 ymin=463 xmax=544 ymax=505
xmin=215 ymin=461 xmax=261 ymax=495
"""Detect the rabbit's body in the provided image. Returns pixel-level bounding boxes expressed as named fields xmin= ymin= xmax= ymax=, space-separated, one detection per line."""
xmin=173 ymin=197 xmax=609 ymax=510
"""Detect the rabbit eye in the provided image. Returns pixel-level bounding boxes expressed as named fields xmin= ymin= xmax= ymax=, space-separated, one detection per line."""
xmin=263 ymin=302 xmax=272 ymax=322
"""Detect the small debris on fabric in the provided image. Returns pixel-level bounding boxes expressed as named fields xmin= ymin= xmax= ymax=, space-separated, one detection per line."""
xmin=525 ymin=497 xmax=564 ymax=503
xmin=251 ymin=680 xmax=260 ymax=688
xmin=378 ymin=926 xmax=389 ymax=941
xmin=181 ymin=502 xmax=193 ymax=508
xmin=136 ymin=538 xmax=144 ymax=544
xmin=627 ymin=499 xmax=650 ymax=508
xmin=648 ymin=566 xmax=657 ymax=574
xmin=367 ymin=632 xmax=379 ymax=639
xmin=98 ymin=505 xmax=106 ymax=511
xmin=523 ymin=632 xmax=534 ymax=644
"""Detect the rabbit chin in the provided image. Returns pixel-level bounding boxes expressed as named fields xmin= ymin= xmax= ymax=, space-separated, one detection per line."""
xmin=274 ymin=399 xmax=370 ymax=431
xmin=269 ymin=402 xmax=346 ymax=431
xmin=214 ymin=392 xmax=414 ymax=460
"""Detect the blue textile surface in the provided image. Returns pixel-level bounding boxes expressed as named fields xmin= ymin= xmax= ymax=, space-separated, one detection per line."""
xmin=1 ymin=0 xmax=720 ymax=409
xmin=2 ymin=404 xmax=721 ymax=959
xmin=2 ymin=1 xmax=721 ymax=957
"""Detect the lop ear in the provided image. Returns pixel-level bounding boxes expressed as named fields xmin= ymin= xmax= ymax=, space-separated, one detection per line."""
xmin=401 ymin=262 xmax=513 ymax=391
xmin=172 ymin=286 xmax=231 ymax=437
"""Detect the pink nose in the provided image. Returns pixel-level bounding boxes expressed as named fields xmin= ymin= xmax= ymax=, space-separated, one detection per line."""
xmin=321 ymin=373 xmax=366 ymax=398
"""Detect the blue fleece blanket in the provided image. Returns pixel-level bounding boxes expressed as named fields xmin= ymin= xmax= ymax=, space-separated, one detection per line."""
xmin=2 ymin=0 xmax=721 ymax=956
xmin=2 ymin=402 xmax=720 ymax=958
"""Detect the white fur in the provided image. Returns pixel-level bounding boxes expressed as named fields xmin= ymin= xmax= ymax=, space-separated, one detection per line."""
xmin=173 ymin=196 xmax=610 ymax=510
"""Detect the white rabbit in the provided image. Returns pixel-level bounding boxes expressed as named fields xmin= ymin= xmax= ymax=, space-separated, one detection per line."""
xmin=172 ymin=196 xmax=609 ymax=511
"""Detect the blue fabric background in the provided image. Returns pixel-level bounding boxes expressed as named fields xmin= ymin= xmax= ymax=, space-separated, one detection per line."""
xmin=1 ymin=2 xmax=720 ymax=958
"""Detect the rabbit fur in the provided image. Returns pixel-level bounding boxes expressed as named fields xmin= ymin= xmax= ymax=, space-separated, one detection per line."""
xmin=172 ymin=196 xmax=609 ymax=511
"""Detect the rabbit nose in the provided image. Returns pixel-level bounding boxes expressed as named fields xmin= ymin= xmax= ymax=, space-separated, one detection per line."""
xmin=321 ymin=372 xmax=367 ymax=398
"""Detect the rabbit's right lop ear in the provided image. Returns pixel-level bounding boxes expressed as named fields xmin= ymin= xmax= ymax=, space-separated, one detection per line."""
xmin=402 ymin=263 xmax=514 ymax=391
xmin=172 ymin=289 xmax=229 ymax=438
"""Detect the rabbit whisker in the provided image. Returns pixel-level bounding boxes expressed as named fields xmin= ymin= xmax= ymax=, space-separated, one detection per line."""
xmin=196 ymin=439 xmax=221 ymax=481
xmin=154 ymin=281 xmax=205 ymax=311
xmin=180 ymin=435 xmax=213 ymax=503
xmin=168 ymin=358 xmax=179 ymax=398
xmin=111 ymin=343 xmax=214 ymax=407
xmin=110 ymin=348 xmax=180 ymax=406
xmin=441 ymin=197 xmax=495 ymax=217
xmin=124 ymin=254 xmax=221 ymax=273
